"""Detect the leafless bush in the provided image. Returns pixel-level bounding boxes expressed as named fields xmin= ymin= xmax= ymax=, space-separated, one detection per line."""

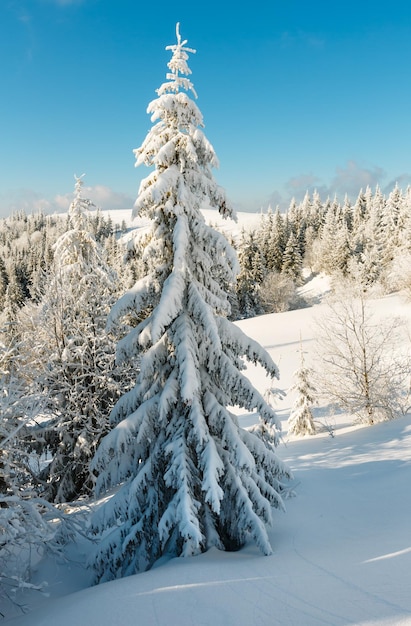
xmin=313 ymin=281 xmax=411 ymax=424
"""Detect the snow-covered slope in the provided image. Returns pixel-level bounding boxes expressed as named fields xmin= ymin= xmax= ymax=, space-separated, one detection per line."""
xmin=103 ymin=206 xmax=264 ymax=240
xmin=4 ymin=278 xmax=411 ymax=625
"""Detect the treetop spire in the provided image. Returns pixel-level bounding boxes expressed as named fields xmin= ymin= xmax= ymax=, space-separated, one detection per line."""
xmin=157 ymin=22 xmax=198 ymax=98
xmin=73 ymin=173 xmax=86 ymax=198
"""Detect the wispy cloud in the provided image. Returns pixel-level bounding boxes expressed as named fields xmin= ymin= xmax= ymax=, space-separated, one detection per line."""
xmin=0 ymin=185 xmax=134 ymax=218
xmin=280 ymin=30 xmax=325 ymax=50
xmin=0 ymin=188 xmax=52 ymax=218
xmin=6 ymin=3 xmax=36 ymax=62
xmin=17 ymin=10 xmax=32 ymax=24
xmin=265 ymin=160 xmax=404 ymax=211
xmin=384 ymin=173 xmax=411 ymax=196
xmin=37 ymin=0 xmax=85 ymax=7
xmin=55 ymin=184 xmax=135 ymax=212
xmin=329 ymin=160 xmax=386 ymax=197
xmin=39 ymin=0 xmax=83 ymax=5
xmin=285 ymin=173 xmax=321 ymax=196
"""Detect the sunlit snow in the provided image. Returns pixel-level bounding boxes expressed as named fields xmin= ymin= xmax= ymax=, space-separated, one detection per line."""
xmin=3 ymin=209 xmax=411 ymax=626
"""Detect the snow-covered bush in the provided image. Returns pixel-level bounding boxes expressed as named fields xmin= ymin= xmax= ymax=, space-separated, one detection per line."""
xmin=17 ymin=177 xmax=134 ymax=503
xmin=259 ymin=270 xmax=302 ymax=313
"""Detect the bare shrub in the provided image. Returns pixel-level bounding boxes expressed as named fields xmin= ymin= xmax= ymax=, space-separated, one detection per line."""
xmin=314 ymin=281 xmax=410 ymax=424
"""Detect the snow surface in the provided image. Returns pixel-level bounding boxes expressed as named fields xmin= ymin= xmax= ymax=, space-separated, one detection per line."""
xmin=106 ymin=206 xmax=264 ymax=243
xmin=3 ymin=212 xmax=411 ymax=625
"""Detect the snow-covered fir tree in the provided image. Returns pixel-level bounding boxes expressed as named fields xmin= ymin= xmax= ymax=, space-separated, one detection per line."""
xmin=281 ymin=231 xmax=302 ymax=284
xmin=90 ymin=24 xmax=292 ymax=582
xmin=287 ymin=342 xmax=316 ymax=436
xmin=359 ymin=185 xmax=385 ymax=285
xmin=236 ymin=229 xmax=265 ymax=318
xmin=258 ymin=206 xmax=286 ymax=274
xmin=20 ymin=176 xmax=129 ymax=503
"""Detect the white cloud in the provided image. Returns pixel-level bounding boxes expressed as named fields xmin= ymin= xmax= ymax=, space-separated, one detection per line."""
xmin=54 ymin=184 xmax=135 ymax=212
xmin=83 ymin=185 xmax=135 ymax=211
xmin=265 ymin=161 xmax=404 ymax=212
xmin=384 ymin=174 xmax=411 ymax=196
xmin=0 ymin=185 xmax=134 ymax=219
xmin=0 ymin=189 xmax=53 ymax=218
xmin=329 ymin=160 xmax=386 ymax=197
xmin=285 ymin=173 xmax=321 ymax=197
xmin=265 ymin=190 xmax=283 ymax=211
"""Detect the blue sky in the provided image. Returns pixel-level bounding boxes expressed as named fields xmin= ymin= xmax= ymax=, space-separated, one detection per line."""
xmin=1 ymin=0 xmax=411 ymax=218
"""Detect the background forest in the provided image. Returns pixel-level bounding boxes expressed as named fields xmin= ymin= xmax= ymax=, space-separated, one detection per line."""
xmin=2 ymin=180 xmax=411 ymax=499
xmin=2 ymin=181 xmax=411 ymax=327
xmin=1 ymin=181 xmax=411 ymax=518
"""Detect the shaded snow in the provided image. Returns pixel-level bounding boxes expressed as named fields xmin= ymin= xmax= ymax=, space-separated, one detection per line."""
xmin=3 ymin=220 xmax=411 ymax=625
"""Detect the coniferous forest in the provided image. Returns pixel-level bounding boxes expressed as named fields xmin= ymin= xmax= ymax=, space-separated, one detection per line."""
xmin=2 ymin=24 xmax=411 ymax=617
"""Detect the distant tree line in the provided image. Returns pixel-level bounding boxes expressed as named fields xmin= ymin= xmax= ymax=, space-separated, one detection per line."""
xmin=2 ymin=183 xmax=411 ymax=325
xmin=235 ymin=184 xmax=411 ymax=317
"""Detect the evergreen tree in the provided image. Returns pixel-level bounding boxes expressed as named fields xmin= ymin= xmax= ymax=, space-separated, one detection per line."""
xmin=90 ymin=24 xmax=291 ymax=582
xmin=21 ymin=176 xmax=128 ymax=503
xmin=309 ymin=189 xmax=326 ymax=235
xmin=382 ymin=183 xmax=404 ymax=264
xmin=332 ymin=221 xmax=352 ymax=277
xmin=236 ymin=229 xmax=265 ymax=318
xmin=0 ymin=256 xmax=8 ymax=309
xmin=287 ymin=343 xmax=316 ymax=436
xmin=296 ymin=191 xmax=310 ymax=255
xmin=398 ymin=185 xmax=411 ymax=253
xmin=358 ymin=185 xmax=385 ymax=285
xmin=314 ymin=200 xmax=351 ymax=277
xmin=281 ymin=231 xmax=302 ymax=283
xmin=258 ymin=207 xmax=274 ymax=270
xmin=287 ymin=196 xmax=305 ymax=258
xmin=261 ymin=206 xmax=286 ymax=273
xmin=340 ymin=194 xmax=353 ymax=231
xmin=1 ymin=281 xmax=23 ymax=346
xmin=351 ymin=188 xmax=368 ymax=257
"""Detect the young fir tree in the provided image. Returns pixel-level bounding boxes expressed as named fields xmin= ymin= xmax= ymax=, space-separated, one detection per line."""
xmin=287 ymin=343 xmax=316 ymax=436
xmin=90 ymin=24 xmax=292 ymax=582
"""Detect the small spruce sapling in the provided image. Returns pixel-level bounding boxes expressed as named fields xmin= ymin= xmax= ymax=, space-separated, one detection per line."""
xmin=287 ymin=341 xmax=317 ymax=436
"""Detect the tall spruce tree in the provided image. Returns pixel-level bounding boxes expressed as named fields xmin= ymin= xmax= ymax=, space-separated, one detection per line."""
xmin=90 ymin=24 xmax=291 ymax=582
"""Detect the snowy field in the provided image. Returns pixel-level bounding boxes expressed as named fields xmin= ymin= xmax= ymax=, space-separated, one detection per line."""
xmin=3 ymin=211 xmax=411 ymax=625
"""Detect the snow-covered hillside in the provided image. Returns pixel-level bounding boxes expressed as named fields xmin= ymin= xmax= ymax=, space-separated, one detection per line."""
xmin=3 ymin=265 xmax=411 ymax=625
xmin=102 ymin=206 xmax=264 ymax=239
